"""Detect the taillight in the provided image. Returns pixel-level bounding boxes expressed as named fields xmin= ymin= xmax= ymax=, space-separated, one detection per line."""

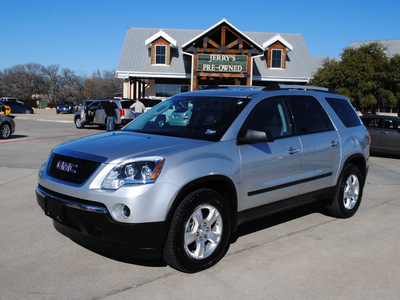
xmin=367 ymin=134 xmax=371 ymax=145
xmin=119 ymin=109 xmax=125 ymax=117
xmin=184 ymin=114 xmax=188 ymax=121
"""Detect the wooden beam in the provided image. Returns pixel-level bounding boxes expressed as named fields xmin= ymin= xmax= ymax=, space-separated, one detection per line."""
xmin=208 ymin=38 xmax=220 ymax=49
xmin=227 ymin=40 xmax=239 ymax=49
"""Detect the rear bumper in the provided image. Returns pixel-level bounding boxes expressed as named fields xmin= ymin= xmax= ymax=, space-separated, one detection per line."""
xmin=36 ymin=185 xmax=168 ymax=260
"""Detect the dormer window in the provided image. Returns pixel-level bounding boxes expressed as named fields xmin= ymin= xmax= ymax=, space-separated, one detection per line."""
xmin=262 ymin=35 xmax=293 ymax=70
xmin=156 ymin=45 xmax=166 ymax=64
xmin=271 ymin=49 xmax=282 ymax=68
xmin=145 ymin=30 xmax=177 ymax=66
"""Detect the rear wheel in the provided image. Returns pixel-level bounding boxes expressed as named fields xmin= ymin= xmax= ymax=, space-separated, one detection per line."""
xmin=0 ymin=123 xmax=11 ymax=139
xmin=24 ymin=109 xmax=32 ymax=114
xmin=163 ymin=188 xmax=231 ymax=273
xmin=326 ymin=164 xmax=364 ymax=218
xmin=156 ymin=115 xmax=166 ymax=128
xmin=75 ymin=117 xmax=85 ymax=129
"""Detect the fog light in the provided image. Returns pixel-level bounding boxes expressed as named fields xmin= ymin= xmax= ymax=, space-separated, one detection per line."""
xmin=112 ymin=203 xmax=131 ymax=220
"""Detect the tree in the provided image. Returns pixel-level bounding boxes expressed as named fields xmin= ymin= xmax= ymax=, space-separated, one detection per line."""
xmin=312 ymin=43 xmax=399 ymax=114
xmin=0 ymin=63 xmax=47 ymax=101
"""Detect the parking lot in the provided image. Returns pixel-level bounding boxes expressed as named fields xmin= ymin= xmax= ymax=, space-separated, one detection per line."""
xmin=1 ymin=109 xmax=399 ymax=299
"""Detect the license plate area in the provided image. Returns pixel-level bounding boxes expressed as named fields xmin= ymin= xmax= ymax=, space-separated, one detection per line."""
xmin=45 ymin=197 xmax=65 ymax=221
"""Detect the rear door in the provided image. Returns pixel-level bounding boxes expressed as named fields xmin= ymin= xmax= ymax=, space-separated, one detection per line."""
xmin=379 ymin=118 xmax=400 ymax=155
xmin=287 ymin=95 xmax=341 ymax=194
xmin=361 ymin=117 xmax=381 ymax=152
xmin=239 ymin=96 xmax=303 ymax=211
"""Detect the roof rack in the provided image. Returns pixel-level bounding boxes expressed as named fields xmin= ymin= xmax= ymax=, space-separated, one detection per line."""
xmin=200 ymin=85 xmax=264 ymax=90
xmin=262 ymin=84 xmax=338 ymax=94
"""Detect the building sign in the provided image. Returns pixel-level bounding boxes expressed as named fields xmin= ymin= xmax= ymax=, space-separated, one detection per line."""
xmin=198 ymin=54 xmax=247 ymax=73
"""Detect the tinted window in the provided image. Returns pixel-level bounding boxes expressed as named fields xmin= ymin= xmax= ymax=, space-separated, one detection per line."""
xmin=287 ymin=96 xmax=334 ymax=135
xmin=242 ymin=96 xmax=292 ymax=139
xmin=326 ymin=98 xmax=361 ymax=127
xmin=120 ymin=100 xmax=134 ymax=108
xmin=362 ymin=117 xmax=380 ymax=128
xmin=382 ymin=118 xmax=400 ymax=130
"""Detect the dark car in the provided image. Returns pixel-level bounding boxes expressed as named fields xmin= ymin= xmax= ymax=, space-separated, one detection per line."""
xmin=0 ymin=115 xmax=15 ymax=139
xmin=361 ymin=115 xmax=400 ymax=156
xmin=0 ymin=100 xmax=34 ymax=114
xmin=56 ymin=100 xmax=78 ymax=114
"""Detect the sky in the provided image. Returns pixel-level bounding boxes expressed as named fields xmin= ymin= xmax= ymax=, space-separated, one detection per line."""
xmin=1 ymin=0 xmax=399 ymax=76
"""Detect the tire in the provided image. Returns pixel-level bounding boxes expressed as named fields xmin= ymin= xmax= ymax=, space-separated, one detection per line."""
xmin=75 ymin=117 xmax=85 ymax=129
xmin=24 ymin=109 xmax=32 ymax=114
xmin=326 ymin=164 xmax=364 ymax=218
xmin=156 ymin=115 xmax=166 ymax=128
xmin=163 ymin=188 xmax=231 ymax=273
xmin=0 ymin=123 xmax=11 ymax=139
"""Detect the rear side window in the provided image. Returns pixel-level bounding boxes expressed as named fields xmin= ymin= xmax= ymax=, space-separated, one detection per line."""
xmin=326 ymin=98 xmax=361 ymax=127
xmin=287 ymin=96 xmax=334 ymax=135
xmin=120 ymin=100 xmax=134 ymax=108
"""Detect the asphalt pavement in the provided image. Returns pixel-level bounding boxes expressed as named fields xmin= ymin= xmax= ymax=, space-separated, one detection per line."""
xmin=0 ymin=109 xmax=399 ymax=299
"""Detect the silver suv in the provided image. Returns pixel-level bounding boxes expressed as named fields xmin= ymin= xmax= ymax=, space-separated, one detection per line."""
xmin=74 ymin=99 xmax=135 ymax=129
xmin=36 ymin=85 xmax=370 ymax=273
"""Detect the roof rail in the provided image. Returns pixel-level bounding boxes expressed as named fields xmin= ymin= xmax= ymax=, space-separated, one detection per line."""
xmin=200 ymin=85 xmax=264 ymax=90
xmin=262 ymin=84 xmax=338 ymax=94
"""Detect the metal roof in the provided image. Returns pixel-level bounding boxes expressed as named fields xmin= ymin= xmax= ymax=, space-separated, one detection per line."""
xmin=349 ymin=39 xmax=400 ymax=57
xmin=116 ymin=26 xmax=330 ymax=83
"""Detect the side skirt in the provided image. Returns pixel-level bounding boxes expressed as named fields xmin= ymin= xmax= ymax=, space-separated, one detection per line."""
xmin=235 ymin=186 xmax=335 ymax=230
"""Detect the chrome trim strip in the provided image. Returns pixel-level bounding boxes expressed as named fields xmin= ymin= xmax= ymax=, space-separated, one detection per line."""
xmin=37 ymin=186 xmax=108 ymax=214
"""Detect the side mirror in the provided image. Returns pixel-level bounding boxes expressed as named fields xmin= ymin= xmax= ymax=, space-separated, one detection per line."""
xmin=237 ymin=129 xmax=274 ymax=145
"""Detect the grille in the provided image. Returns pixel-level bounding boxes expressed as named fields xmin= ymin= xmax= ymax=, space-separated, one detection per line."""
xmin=49 ymin=154 xmax=101 ymax=184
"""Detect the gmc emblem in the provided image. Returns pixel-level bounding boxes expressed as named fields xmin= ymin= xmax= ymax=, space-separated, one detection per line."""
xmin=56 ymin=160 xmax=78 ymax=174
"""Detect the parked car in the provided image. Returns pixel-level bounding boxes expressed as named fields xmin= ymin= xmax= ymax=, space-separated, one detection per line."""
xmin=361 ymin=115 xmax=400 ymax=155
xmin=0 ymin=115 xmax=15 ymax=139
xmin=0 ymin=104 xmax=11 ymax=116
xmin=56 ymin=100 xmax=78 ymax=114
xmin=0 ymin=97 xmax=23 ymax=104
xmin=0 ymin=100 xmax=34 ymax=114
xmin=36 ymin=85 xmax=370 ymax=273
xmin=74 ymin=99 xmax=135 ymax=129
xmin=138 ymin=98 xmax=167 ymax=112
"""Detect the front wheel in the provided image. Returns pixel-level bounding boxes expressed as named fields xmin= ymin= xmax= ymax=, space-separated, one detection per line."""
xmin=75 ymin=117 xmax=85 ymax=129
xmin=163 ymin=188 xmax=231 ymax=273
xmin=24 ymin=109 xmax=32 ymax=114
xmin=0 ymin=123 xmax=11 ymax=139
xmin=326 ymin=164 xmax=364 ymax=218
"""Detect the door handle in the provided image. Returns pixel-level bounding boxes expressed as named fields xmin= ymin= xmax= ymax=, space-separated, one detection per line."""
xmin=287 ymin=147 xmax=300 ymax=155
xmin=380 ymin=131 xmax=388 ymax=134
xmin=330 ymin=140 xmax=339 ymax=147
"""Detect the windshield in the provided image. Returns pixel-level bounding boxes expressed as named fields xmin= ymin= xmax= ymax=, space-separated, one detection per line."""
xmin=122 ymin=95 xmax=250 ymax=141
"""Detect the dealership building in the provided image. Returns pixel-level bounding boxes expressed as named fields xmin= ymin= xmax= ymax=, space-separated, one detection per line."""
xmin=116 ymin=19 xmax=329 ymax=99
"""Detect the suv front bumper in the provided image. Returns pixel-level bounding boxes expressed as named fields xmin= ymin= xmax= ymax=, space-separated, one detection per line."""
xmin=36 ymin=185 xmax=168 ymax=260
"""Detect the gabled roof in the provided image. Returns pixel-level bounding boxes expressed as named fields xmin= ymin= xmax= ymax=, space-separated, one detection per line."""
xmin=116 ymin=21 xmax=333 ymax=82
xmin=145 ymin=30 xmax=177 ymax=47
xmin=262 ymin=34 xmax=293 ymax=51
xmin=181 ymin=18 xmax=263 ymax=52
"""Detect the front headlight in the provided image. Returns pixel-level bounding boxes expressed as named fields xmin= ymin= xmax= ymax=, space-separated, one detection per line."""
xmin=101 ymin=157 xmax=165 ymax=190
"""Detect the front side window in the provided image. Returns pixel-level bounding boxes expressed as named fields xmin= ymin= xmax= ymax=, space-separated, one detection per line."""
xmin=271 ymin=49 xmax=282 ymax=68
xmin=155 ymin=45 xmax=166 ymax=64
xmin=241 ymin=96 xmax=292 ymax=139
xmin=287 ymin=96 xmax=334 ymax=135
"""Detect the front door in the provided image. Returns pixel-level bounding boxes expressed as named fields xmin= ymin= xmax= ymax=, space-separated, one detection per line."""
xmin=239 ymin=96 xmax=303 ymax=211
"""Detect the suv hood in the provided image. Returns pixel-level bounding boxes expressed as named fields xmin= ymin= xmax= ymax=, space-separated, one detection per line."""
xmin=53 ymin=131 xmax=209 ymax=163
